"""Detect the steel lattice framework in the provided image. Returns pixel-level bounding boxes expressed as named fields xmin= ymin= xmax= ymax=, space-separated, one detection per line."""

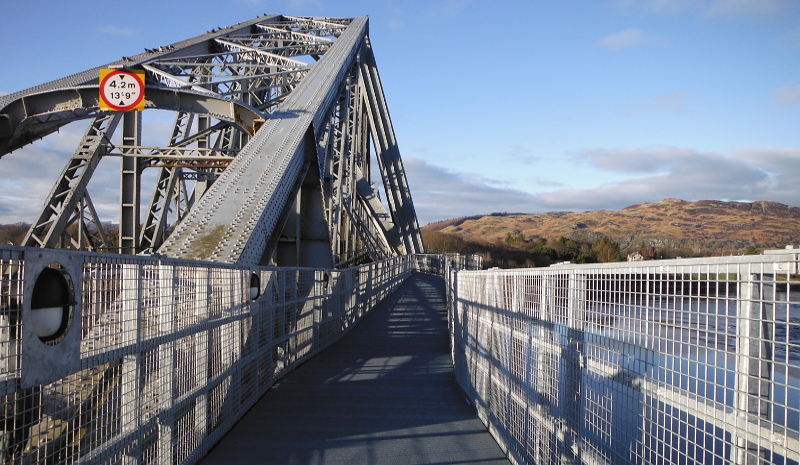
xmin=0 ymin=15 xmax=424 ymax=268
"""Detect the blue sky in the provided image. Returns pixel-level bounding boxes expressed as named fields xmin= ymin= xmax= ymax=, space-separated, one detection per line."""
xmin=2 ymin=0 xmax=800 ymax=226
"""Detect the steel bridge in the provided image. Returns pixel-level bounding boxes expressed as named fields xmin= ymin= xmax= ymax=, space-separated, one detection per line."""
xmin=0 ymin=15 xmax=421 ymax=268
xmin=2 ymin=14 xmax=800 ymax=465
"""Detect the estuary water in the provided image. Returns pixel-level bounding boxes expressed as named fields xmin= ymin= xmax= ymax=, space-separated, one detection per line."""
xmin=578 ymin=290 xmax=800 ymax=463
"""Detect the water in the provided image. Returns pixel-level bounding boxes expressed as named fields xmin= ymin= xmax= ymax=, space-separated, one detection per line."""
xmin=578 ymin=291 xmax=800 ymax=464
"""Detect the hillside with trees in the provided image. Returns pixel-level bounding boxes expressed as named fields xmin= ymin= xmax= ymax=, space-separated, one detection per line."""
xmin=423 ymin=199 xmax=800 ymax=268
xmin=0 ymin=223 xmax=119 ymax=249
xmin=3 ymin=199 xmax=799 ymax=269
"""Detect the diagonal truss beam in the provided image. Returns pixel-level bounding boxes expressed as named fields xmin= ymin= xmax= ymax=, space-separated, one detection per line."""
xmin=2 ymin=15 xmax=424 ymax=266
xmin=359 ymin=40 xmax=424 ymax=255
xmin=158 ymin=18 xmax=374 ymax=264
xmin=72 ymin=192 xmax=111 ymax=250
xmin=22 ymin=114 xmax=121 ymax=248
xmin=0 ymin=87 xmax=263 ymax=155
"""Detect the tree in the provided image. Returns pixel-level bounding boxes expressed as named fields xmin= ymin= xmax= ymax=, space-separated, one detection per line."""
xmin=592 ymin=237 xmax=624 ymax=262
xmin=0 ymin=223 xmax=30 ymax=245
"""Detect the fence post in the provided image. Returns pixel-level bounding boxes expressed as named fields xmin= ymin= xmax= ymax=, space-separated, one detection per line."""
xmin=227 ymin=269 xmax=244 ymax=418
xmin=121 ymin=263 xmax=141 ymax=465
xmin=562 ymin=271 xmax=585 ymax=464
xmin=194 ymin=267 xmax=209 ymax=445
xmin=734 ymin=273 xmax=773 ymax=464
xmin=157 ymin=261 xmax=175 ymax=465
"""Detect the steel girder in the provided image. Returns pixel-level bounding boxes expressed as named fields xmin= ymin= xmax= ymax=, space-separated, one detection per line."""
xmin=359 ymin=40 xmax=424 ymax=256
xmin=0 ymin=15 xmax=424 ymax=267
xmin=21 ymin=114 xmax=121 ymax=249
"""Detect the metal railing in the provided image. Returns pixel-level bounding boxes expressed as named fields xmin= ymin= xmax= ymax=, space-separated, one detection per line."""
xmin=0 ymin=246 xmax=475 ymax=465
xmin=448 ymin=250 xmax=800 ymax=465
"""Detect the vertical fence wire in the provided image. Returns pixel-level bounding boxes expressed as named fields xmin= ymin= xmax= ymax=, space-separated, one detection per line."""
xmin=450 ymin=254 xmax=800 ymax=465
xmin=0 ymin=248 xmax=476 ymax=464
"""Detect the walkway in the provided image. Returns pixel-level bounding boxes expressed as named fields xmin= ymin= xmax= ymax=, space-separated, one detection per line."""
xmin=200 ymin=274 xmax=511 ymax=465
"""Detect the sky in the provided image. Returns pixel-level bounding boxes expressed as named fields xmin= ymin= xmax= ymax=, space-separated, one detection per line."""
xmin=1 ymin=0 xmax=800 ymax=226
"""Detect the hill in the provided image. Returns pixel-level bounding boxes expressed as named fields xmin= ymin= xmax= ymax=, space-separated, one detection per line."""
xmin=0 ymin=222 xmax=119 ymax=248
xmin=423 ymin=199 xmax=800 ymax=263
xmin=3 ymin=199 xmax=798 ymax=268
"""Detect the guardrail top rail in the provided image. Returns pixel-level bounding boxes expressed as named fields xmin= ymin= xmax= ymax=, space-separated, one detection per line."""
xmin=0 ymin=246 xmax=483 ymax=464
xmin=449 ymin=250 xmax=800 ymax=465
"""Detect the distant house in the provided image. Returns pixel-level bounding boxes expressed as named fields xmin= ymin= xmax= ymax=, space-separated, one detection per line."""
xmin=627 ymin=252 xmax=644 ymax=262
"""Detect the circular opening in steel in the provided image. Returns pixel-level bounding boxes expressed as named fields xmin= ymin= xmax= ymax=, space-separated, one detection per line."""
xmin=250 ymin=273 xmax=261 ymax=301
xmin=30 ymin=264 xmax=74 ymax=345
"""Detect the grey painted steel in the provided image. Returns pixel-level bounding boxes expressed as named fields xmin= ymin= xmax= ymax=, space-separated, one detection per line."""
xmin=153 ymin=17 xmax=364 ymax=264
xmin=449 ymin=251 xmax=800 ymax=465
xmin=355 ymin=166 xmax=401 ymax=252
xmin=360 ymin=44 xmax=424 ymax=256
xmin=8 ymin=247 xmax=800 ymax=465
xmin=0 ymin=14 xmax=283 ymax=115
xmin=1 ymin=245 xmax=474 ymax=464
xmin=21 ymin=114 xmax=121 ymax=249
xmin=157 ymin=16 xmax=423 ymax=266
xmin=73 ymin=192 xmax=111 ymax=250
xmin=0 ymin=87 xmax=264 ymax=155
xmin=200 ymin=274 xmax=511 ymax=465
xmin=120 ymin=112 xmax=143 ymax=254
xmin=2 ymin=14 xmax=424 ymax=268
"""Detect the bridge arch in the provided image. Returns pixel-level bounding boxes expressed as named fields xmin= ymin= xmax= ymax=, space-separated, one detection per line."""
xmin=0 ymin=14 xmax=423 ymax=267
xmin=0 ymin=86 xmax=264 ymax=156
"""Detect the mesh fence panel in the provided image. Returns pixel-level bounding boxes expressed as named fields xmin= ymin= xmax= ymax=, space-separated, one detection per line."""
xmin=0 ymin=247 xmax=480 ymax=464
xmin=449 ymin=253 xmax=800 ymax=465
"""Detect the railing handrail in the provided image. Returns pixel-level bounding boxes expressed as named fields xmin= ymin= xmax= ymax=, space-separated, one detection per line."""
xmin=0 ymin=245 xmax=481 ymax=464
xmin=465 ymin=248 xmax=799 ymax=273
xmin=448 ymin=251 xmax=800 ymax=465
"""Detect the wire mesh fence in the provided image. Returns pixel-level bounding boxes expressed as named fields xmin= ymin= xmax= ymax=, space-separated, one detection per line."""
xmin=0 ymin=247 xmax=476 ymax=464
xmin=448 ymin=250 xmax=800 ymax=465
xmin=15 ymin=243 xmax=795 ymax=465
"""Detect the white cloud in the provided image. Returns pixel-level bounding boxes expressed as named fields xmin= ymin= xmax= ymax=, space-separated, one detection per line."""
xmin=706 ymin=0 xmax=790 ymax=18
xmin=98 ymin=25 xmax=136 ymax=36
xmin=572 ymin=146 xmax=695 ymax=173
xmin=286 ymin=0 xmax=323 ymax=9
xmin=617 ymin=0 xmax=795 ymax=18
xmin=556 ymin=146 xmax=799 ymax=208
xmin=776 ymin=85 xmax=800 ymax=106
xmin=3 ymin=144 xmax=799 ymax=229
xmin=0 ymin=145 xmax=73 ymax=223
xmin=736 ymin=147 xmax=800 ymax=199
xmin=619 ymin=91 xmax=692 ymax=116
xmin=403 ymin=157 xmax=545 ymax=224
xmin=0 ymin=117 xmax=173 ymax=225
xmin=425 ymin=0 xmax=472 ymax=18
xmin=598 ymin=28 xmax=648 ymax=49
xmin=503 ymin=145 xmax=540 ymax=166
xmin=407 ymin=146 xmax=800 ymax=223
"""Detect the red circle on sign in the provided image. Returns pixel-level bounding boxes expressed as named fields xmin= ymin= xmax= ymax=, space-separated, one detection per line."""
xmin=100 ymin=70 xmax=145 ymax=111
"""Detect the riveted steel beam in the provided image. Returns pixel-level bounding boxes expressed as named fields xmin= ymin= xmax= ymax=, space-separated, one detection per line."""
xmin=21 ymin=114 xmax=122 ymax=249
xmin=0 ymin=87 xmax=264 ymax=156
xmin=2 ymin=15 xmax=424 ymax=266
xmin=158 ymin=17 xmax=370 ymax=265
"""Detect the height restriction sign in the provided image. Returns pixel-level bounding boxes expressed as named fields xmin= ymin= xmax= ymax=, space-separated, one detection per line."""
xmin=99 ymin=69 xmax=145 ymax=111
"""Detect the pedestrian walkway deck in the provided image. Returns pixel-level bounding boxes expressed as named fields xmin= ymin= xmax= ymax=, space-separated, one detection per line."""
xmin=200 ymin=273 xmax=511 ymax=465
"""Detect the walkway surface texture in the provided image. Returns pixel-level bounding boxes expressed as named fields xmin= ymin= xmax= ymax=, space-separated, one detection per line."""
xmin=201 ymin=274 xmax=511 ymax=464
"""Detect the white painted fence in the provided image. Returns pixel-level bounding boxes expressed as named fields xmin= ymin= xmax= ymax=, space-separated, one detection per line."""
xmin=449 ymin=251 xmax=800 ymax=465
xmin=0 ymin=246 xmax=473 ymax=464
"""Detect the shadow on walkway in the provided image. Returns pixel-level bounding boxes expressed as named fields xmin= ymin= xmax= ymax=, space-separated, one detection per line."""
xmin=200 ymin=274 xmax=510 ymax=464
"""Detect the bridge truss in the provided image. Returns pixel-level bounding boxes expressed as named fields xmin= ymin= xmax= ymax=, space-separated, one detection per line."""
xmin=0 ymin=15 xmax=424 ymax=268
